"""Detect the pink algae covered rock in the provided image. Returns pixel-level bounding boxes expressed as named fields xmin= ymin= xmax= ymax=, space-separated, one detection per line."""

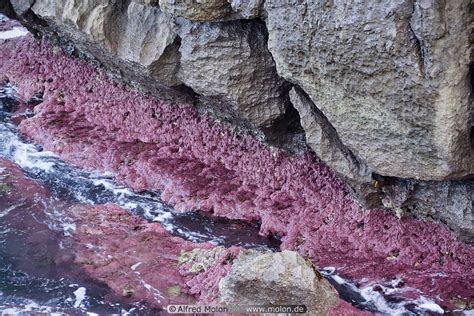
xmin=69 ymin=203 xmax=197 ymax=308
xmin=69 ymin=203 xmax=237 ymax=309
xmin=178 ymin=247 xmax=241 ymax=304
xmin=0 ymin=35 xmax=473 ymax=310
xmin=0 ymin=18 xmax=21 ymax=32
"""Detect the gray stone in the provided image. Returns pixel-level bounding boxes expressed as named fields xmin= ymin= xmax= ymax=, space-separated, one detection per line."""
xmin=289 ymin=87 xmax=381 ymax=207
xmin=229 ymin=0 xmax=263 ymax=19
xmin=265 ymin=0 xmax=473 ymax=181
xmin=159 ymin=0 xmax=231 ymax=22
xmin=15 ymin=0 xmax=188 ymax=102
xmin=9 ymin=0 xmax=34 ymax=15
xmin=381 ymin=178 xmax=474 ymax=243
xmin=219 ymin=250 xmax=338 ymax=315
xmin=178 ymin=20 xmax=289 ymax=127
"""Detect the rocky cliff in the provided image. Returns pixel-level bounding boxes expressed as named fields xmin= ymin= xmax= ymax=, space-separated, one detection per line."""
xmin=1 ymin=0 xmax=473 ymax=241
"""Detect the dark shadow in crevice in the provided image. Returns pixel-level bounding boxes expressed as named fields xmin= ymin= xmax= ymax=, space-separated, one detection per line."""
xmin=262 ymin=100 xmax=307 ymax=154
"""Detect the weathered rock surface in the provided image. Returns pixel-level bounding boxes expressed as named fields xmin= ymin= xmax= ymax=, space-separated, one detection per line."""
xmin=219 ymin=250 xmax=338 ymax=315
xmin=289 ymin=87 xmax=379 ymax=206
xmin=229 ymin=0 xmax=263 ymax=19
xmin=178 ymin=20 xmax=289 ymax=126
xmin=159 ymin=0 xmax=263 ymax=21
xmin=159 ymin=0 xmax=231 ymax=22
xmin=7 ymin=0 xmax=190 ymax=104
xmin=7 ymin=0 xmax=288 ymax=128
xmin=265 ymin=0 xmax=473 ymax=181
xmin=381 ymin=177 xmax=474 ymax=242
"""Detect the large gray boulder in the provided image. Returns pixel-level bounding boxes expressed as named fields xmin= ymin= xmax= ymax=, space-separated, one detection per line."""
xmin=265 ymin=0 xmax=473 ymax=181
xmin=219 ymin=250 xmax=338 ymax=315
xmin=178 ymin=20 xmax=289 ymax=127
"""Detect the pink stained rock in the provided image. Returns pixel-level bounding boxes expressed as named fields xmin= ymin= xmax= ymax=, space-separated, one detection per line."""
xmin=68 ymin=203 xmax=221 ymax=309
xmin=0 ymin=35 xmax=473 ymax=311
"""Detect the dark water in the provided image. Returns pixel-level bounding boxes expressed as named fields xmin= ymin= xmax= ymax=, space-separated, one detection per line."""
xmin=0 ymin=84 xmax=456 ymax=315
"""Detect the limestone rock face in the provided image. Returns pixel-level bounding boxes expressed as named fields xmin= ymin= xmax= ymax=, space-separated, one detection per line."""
xmin=381 ymin=178 xmax=474 ymax=243
xmin=229 ymin=0 xmax=263 ymax=19
xmin=9 ymin=0 xmax=33 ymax=15
xmin=27 ymin=0 xmax=181 ymax=85
xmin=289 ymin=87 xmax=383 ymax=206
xmin=265 ymin=0 xmax=473 ymax=181
xmin=219 ymin=250 xmax=338 ymax=315
xmin=179 ymin=20 xmax=289 ymax=126
xmin=7 ymin=0 xmax=190 ymax=103
xmin=159 ymin=0 xmax=231 ymax=22
xmin=159 ymin=0 xmax=263 ymax=21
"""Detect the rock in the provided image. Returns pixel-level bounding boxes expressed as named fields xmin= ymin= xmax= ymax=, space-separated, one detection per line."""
xmin=159 ymin=0 xmax=231 ymax=22
xmin=10 ymin=0 xmax=188 ymax=102
xmin=179 ymin=20 xmax=289 ymax=127
xmin=381 ymin=178 xmax=474 ymax=243
xmin=229 ymin=0 xmax=263 ymax=19
xmin=178 ymin=247 xmax=227 ymax=273
xmin=289 ymin=87 xmax=380 ymax=207
xmin=219 ymin=250 xmax=338 ymax=315
xmin=116 ymin=1 xmax=181 ymax=85
xmin=159 ymin=0 xmax=263 ymax=21
xmin=9 ymin=0 xmax=33 ymax=15
xmin=265 ymin=0 xmax=473 ymax=181
xmin=290 ymin=82 xmax=474 ymax=236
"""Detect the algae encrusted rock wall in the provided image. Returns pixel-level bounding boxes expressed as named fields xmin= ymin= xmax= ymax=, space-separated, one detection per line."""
xmin=2 ymin=0 xmax=473 ymax=241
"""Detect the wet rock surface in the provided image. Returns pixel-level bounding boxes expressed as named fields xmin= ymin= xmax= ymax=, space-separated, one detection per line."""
xmin=219 ymin=250 xmax=338 ymax=315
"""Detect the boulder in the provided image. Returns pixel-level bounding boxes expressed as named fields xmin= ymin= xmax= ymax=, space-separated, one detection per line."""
xmin=265 ymin=0 xmax=473 ymax=181
xmin=219 ymin=250 xmax=338 ymax=315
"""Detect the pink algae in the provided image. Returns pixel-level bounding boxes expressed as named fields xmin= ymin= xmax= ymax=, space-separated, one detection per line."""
xmin=0 ymin=35 xmax=473 ymax=309
xmin=69 ymin=203 xmax=232 ymax=308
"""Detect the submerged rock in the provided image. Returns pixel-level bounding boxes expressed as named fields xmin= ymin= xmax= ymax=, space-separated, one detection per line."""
xmin=219 ymin=250 xmax=338 ymax=315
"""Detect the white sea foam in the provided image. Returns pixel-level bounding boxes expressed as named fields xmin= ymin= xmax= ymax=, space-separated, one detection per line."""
xmin=321 ymin=268 xmax=445 ymax=315
xmin=73 ymin=287 xmax=86 ymax=308
xmin=0 ymin=27 xmax=28 ymax=40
